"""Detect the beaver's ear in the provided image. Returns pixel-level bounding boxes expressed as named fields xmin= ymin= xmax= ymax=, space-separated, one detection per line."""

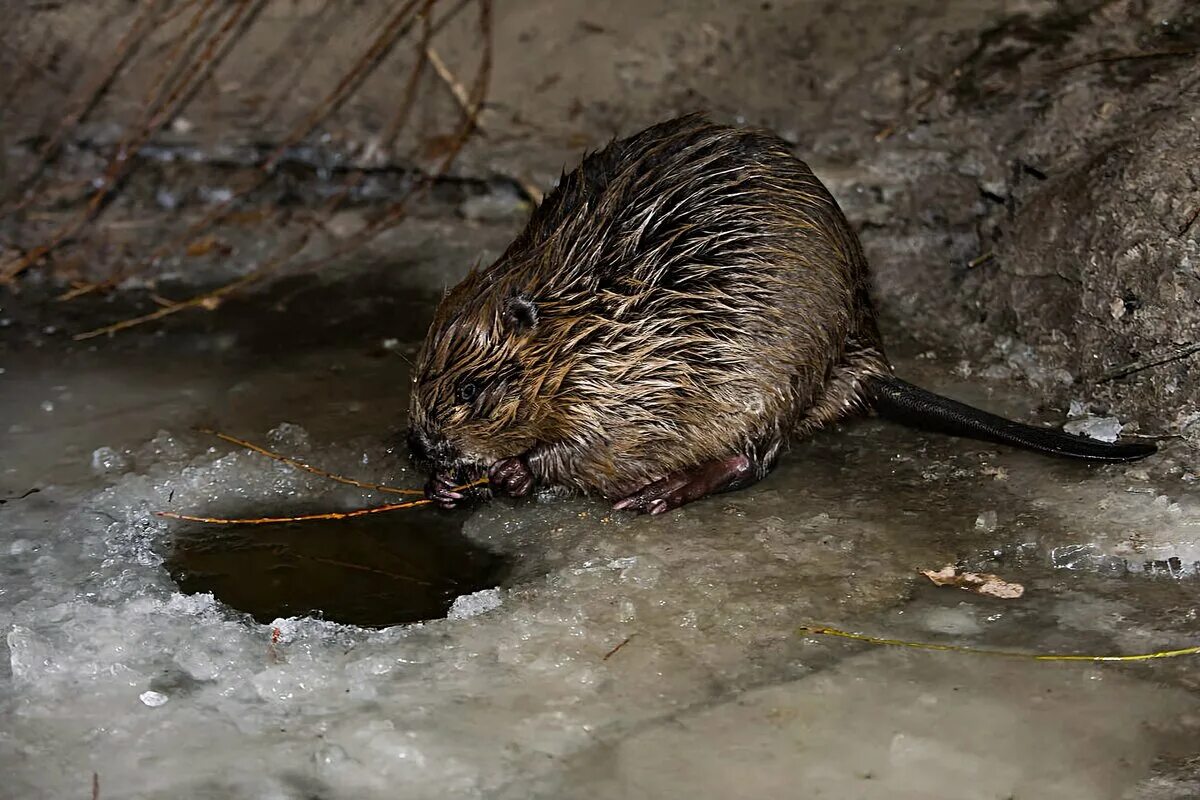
xmin=503 ymin=294 xmax=538 ymax=331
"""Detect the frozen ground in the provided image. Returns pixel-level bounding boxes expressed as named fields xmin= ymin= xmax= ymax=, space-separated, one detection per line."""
xmin=3 ymin=0 xmax=1199 ymax=795
xmin=2 ymin=218 xmax=1199 ymax=799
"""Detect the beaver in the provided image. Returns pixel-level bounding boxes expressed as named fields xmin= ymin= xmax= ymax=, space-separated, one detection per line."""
xmin=406 ymin=113 xmax=1154 ymax=514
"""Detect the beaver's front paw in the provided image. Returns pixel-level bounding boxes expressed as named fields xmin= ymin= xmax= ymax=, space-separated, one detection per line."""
xmin=425 ymin=472 xmax=465 ymax=509
xmin=488 ymin=457 xmax=534 ymax=497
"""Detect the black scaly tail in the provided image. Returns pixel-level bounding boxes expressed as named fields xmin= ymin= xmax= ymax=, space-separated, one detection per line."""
xmin=864 ymin=374 xmax=1156 ymax=462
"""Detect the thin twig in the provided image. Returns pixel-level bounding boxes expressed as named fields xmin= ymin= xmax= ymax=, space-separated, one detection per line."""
xmin=155 ymin=480 xmax=486 ymax=525
xmin=72 ymin=267 xmax=264 ymax=340
xmin=967 ymin=250 xmax=994 ymax=268
xmin=377 ymin=0 xmax=436 ymax=151
xmin=0 ymin=0 xmax=255 ymax=283
xmin=1099 ymin=342 xmax=1200 ymax=382
xmin=426 ymin=45 xmax=486 ymax=133
xmin=1051 ymin=48 xmax=1200 ymax=74
xmin=9 ymin=0 xmax=163 ymax=201
xmin=281 ymin=0 xmax=492 ymax=276
xmin=157 ymin=500 xmax=431 ymax=524
xmin=59 ymin=0 xmax=428 ymax=300
xmin=295 ymin=555 xmax=434 ymax=586
xmin=74 ymin=0 xmax=492 ymax=337
xmin=800 ymin=624 xmax=1200 ymax=662
xmin=1180 ymin=205 xmax=1200 ymax=237
xmin=196 ymin=427 xmax=421 ymax=495
xmin=603 ymin=634 xmax=637 ymax=661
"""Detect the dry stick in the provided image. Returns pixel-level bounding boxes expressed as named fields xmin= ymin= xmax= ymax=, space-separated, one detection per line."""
xmin=246 ymin=0 xmax=345 ymax=128
xmin=426 ymin=45 xmax=486 ymax=134
xmin=1180 ymin=205 xmax=1200 ymax=237
xmin=296 ymin=555 xmax=434 ymax=586
xmin=196 ymin=427 xmax=422 ymax=496
xmin=58 ymin=0 xmax=427 ymax=301
xmin=1050 ymin=47 xmax=1200 ymax=74
xmin=280 ymin=0 xmax=491 ymax=277
xmin=0 ymin=0 xmax=250 ymax=284
xmin=155 ymin=480 xmax=487 ymax=525
xmin=1 ymin=0 xmax=219 ymax=275
xmin=603 ymin=634 xmax=636 ymax=661
xmin=7 ymin=0 xmax=163 ymax=203
xmin=74 ymin=0 xmax=492 ymax=339
xmin=158 ymin=499 xmax=431 ymax=524
xmin=262 ymin=0 xmax=425 ymax=173
xmin=0 ymin=24 xmax=58 ymax=110
xmin=1 ymin=0 xmax=203 ymax=219
xmin=74 ymin=262 xmax=260 ymax=340
xmin=967 ymin=251 xmax=994 ymax=268
xmin=1099 ymin=342 xmax=1200 ymax=383
xmin=28 ymin=0 xmax=261 ymax=274
xmin=800 ymin=625 xmax=1200 ymax=662
xmin=378 ymin=0 xmax=436 ymax=150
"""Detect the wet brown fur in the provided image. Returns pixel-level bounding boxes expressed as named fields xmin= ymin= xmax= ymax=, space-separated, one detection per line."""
xmin=408 ymin=114 xmax=892 ymax=499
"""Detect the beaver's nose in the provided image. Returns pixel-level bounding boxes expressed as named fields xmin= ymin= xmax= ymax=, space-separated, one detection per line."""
xmin=407 ymin=427 xmax=433 ymax=464
xmin=407 ymin=426 xmax=456 ymax=466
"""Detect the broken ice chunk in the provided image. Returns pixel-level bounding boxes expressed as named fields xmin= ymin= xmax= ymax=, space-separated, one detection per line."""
xmin=139 ymin=690 xmax=169 ymax=707
xmin=267 ymin=422 xmax=311 ymax=451
xmin=91 ymin=446 xmax=130 ymax=475
xmin=447 ymin=588 xmax=502 ymax=620
xmin=1063 ymin=415 xmax=1123 ymax=443
xmin=974 ymin=510 xmax=998 ymax=532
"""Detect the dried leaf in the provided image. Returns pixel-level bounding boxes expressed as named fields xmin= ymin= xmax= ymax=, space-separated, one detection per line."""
xmin=921 ymin=564 xmax=1025 ymax=599
xmin=186 ymin=236 xmax=216 ymax=257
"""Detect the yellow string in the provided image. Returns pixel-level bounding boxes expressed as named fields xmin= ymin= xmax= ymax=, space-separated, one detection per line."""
xmin=799 ymin=625 xmax=1200 ymax=662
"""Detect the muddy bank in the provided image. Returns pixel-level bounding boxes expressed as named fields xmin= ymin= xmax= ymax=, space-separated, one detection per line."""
xmin=3 ymin=0 xmax=1196 ymax=433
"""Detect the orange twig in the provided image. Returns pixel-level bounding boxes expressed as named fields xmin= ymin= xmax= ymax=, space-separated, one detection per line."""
xmin=0 ymin=0 xmax=257 ymax=283
xmin=72 ymin=266 xmax=264 ymax=340
xmin=378 ymin=0 xmax=436 ymax=152
xmin=155 ymin=480 xmax=486 ymax=525
xmin=72 ymin=0 xmax=491 ymax=339
xmin=157 ymin=500 xmax=430 ymax=524
xmin=8 ymin=0 xmax=163 ymax=202
xmin=280 ymin=0 xmax=492 ymax=276
xmin=264 ymin=0 xmax=425 ymax=173
xmin=195 ymin=427 xmax=422 ymax=496
xmin=60 ymin=0 xmax=428 ymax=300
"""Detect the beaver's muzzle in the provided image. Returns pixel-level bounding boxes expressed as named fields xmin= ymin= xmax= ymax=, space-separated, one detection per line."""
xmin=406 ymin=426 xmax=458 ymax=470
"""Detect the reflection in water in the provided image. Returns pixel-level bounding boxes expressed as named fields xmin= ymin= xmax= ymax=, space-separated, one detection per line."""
xmin=165 ymin=508 xmax=509 ymax=627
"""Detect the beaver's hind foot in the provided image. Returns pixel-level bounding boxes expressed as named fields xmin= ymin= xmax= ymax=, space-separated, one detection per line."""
xmin=612 ymin=455 xmax=758 ymax=515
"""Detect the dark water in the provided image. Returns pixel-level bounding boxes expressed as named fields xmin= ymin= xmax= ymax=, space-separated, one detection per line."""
xmin=165 ymin=508 xmax=509 ymax=627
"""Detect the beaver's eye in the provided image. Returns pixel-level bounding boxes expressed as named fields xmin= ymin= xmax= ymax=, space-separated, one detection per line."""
xmin=456 ymin=381 xmax=479 ymax=404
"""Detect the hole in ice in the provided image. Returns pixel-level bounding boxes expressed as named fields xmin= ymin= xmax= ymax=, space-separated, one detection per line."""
xmin=163 ymin=509 xmax=509 ymax=628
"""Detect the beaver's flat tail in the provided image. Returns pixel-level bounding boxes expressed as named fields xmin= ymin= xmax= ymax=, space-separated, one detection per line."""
xmin=863 ymin=374 xmax=1156 ymax=462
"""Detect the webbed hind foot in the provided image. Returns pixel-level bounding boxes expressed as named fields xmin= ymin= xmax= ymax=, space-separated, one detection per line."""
xmin=612 ymin=455 xmax=758 ymax=515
